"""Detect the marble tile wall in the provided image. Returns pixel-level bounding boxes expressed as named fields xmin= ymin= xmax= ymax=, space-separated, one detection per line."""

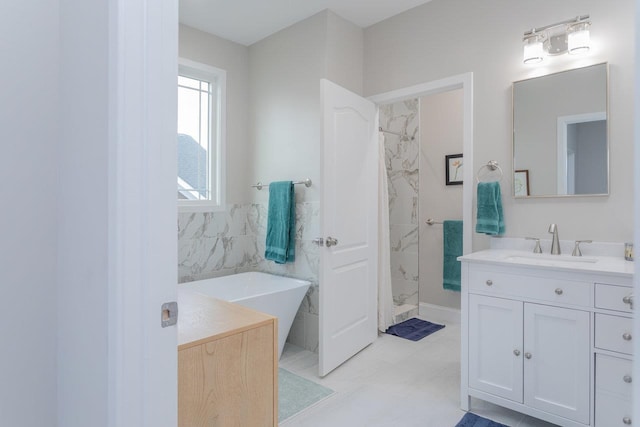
xmin=380 ymin=99 xmax=420 ymax=308
xmin=178 ymin=198 xmax=320 ymax=352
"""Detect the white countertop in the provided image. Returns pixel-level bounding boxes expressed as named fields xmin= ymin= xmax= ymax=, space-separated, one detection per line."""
xmin=459 ymin=249 xmax=634 ymax=278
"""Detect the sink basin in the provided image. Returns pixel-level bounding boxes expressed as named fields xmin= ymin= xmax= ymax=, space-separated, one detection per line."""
xmin=503 ymin=253 xmax=598 ymax=265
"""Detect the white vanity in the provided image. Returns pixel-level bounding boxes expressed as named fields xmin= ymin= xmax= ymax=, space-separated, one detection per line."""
xmin=460 ymin=246 xmax=634 ymax=427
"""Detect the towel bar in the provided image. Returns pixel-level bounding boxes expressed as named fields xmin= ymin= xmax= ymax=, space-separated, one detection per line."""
xmin=251 ymin=178 xmax=312 ymax=191
xmin=379 ymin=126 xmax=415 ymax=141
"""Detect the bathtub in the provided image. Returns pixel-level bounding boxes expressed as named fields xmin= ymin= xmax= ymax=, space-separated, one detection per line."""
xmin=181 ymin=272 xmax=310 ymax=359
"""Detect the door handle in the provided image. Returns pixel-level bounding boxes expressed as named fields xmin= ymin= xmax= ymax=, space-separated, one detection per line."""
xmin=326 ymin=237 xmax=339 ymax=247
xmin=312 ymin=237 xmax=324 ymax=246
xmin=161 ymin=302 xmax=178 ymax=328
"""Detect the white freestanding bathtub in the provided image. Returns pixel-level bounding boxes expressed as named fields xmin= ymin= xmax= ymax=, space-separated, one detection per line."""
xmin=180 ymin=272 xmax=310 ymax=359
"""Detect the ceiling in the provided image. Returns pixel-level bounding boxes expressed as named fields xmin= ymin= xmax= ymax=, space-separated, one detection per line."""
xmin=179 ymin=0 xmax=434 ymax=46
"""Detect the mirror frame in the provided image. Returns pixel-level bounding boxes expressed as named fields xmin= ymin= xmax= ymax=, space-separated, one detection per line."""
xmin=512 ymin=62 xmax=609 ymax=198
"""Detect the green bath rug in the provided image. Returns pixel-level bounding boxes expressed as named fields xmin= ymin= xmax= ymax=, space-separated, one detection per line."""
xmin=278 ymin=368 xmax=334 ymax=423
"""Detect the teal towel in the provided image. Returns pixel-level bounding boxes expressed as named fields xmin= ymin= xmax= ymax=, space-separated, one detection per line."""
xmin=475 ymin=182 xmax=505 ymax=236
xmin=443 ymin=220 xmax=463 ymax=292
xmin=265 ymin=181 xmax=296 ymax=264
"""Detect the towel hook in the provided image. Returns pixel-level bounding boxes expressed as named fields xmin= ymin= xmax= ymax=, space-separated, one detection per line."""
xmin=476 ymin=160 xmax=503 ymax=183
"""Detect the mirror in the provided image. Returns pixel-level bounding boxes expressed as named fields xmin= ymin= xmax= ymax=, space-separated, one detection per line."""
xmin=513 ymin=63 xmax=608 ymax=197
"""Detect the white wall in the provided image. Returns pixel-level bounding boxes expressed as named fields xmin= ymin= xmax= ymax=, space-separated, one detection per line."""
xmin=248 ymin=11 xmax=328 ymax=204
xmin=326 ymin=11 xmax=364 ymax=96
xmin=248 ymin=10 xmax=363 ymax=205
xmin=0 ymin=2 xmax=59 ymax=425
xmin=58 ymin=1 xmax=110 ymax=425
xmin=179 ymin=24 xmax=252 ymax=204
xmin=419 ymin=90 xmax=463 ymax=309
xmin=365 ymin=0 xmax=635 ymax=248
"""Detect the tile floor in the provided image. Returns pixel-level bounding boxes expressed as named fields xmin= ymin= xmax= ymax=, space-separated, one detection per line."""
xmin=279 ymin=315 xmax=558 ymax=427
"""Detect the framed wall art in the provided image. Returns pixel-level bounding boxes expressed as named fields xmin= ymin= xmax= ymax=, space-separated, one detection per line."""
xmin=514 ymin=169 xmax=530 ymax=196
xmin=445 ymin=154 xmax=463 ymax=185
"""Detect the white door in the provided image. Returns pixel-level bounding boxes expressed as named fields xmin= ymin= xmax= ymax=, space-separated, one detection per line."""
xmin=468 ymin=294 xmax=524 ymax=402
xmin=319 ymin=79 xmax=378 ymax=376
xmin=524 ymin=303 xmax=590 ymax=424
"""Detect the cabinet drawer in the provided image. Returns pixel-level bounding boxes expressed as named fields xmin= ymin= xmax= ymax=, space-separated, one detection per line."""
xmin=596 ymin=354 xmax=633 ymax=397
xmin=595 ymin=283 xmax=634 ymax=313
xmin=468 ymin=267 xmax=591 ymax=307
xmin=595 ymin=389 xmax=633 ymax=427
xmin=595 ymin=314 xmax=634 ymax=355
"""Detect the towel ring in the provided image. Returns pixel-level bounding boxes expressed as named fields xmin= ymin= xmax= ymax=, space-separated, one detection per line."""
xmin=476 ymin=160 xmax=503 ymax=183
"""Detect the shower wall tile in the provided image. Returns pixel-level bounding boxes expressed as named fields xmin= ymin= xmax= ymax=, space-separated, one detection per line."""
xmin=389 ymin=224 xmax=419 ymax=253
xmin=255 ymin=200 xmax=321 ymax=352
xmin=390 ymin=278 xmax=419 ymax=307
xmin=388 ymin=173 xmax=419 ymax=225
xmin=246 ymin=203 xmax=268 ymax=236
xmin=178 ymin=200 xmax=321 ymax=353
xmin=390 ymin=252 xmax=419 ymax=282
xmin=304 ymin=312 xmax=320 ymax=353
xmin=380 ymin=99 xmax=420 ymax=307
xmin=287 ymin=311 xmax=306 ymax=348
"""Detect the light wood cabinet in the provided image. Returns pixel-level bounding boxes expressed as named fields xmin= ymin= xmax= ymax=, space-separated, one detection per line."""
xmin=178 ymin=290 xmax=278 ymax=427
xmin=460 ymin=251 xmax=633 ymax=427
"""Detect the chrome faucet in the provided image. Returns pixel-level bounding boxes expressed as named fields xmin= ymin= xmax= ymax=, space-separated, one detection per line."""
xmin=548 ymin=224 xmax=560 ymax=255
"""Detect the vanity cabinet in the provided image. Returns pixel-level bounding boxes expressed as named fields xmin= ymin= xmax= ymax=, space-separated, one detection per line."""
xmin=460 ymin=251 xmax=634 ymax=427
xmin=593 ymin=282 xmax=634 ymax=427
xmin=468 ymin=290 xmax=590 ymax=424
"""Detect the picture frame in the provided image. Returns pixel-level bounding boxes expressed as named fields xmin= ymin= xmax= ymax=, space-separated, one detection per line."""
xmin=514 ymin=169 xmax=530 ymax=196
xmin=445 ymin=154 xmax=463 ymax=185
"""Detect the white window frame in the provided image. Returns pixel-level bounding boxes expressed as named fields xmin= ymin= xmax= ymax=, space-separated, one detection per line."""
xmin=177 ymin=58 xmax=226 ymax=212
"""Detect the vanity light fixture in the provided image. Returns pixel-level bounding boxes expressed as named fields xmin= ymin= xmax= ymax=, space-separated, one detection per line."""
xmin=522 ymin=15 xmax=591 ymax=64
xmin=567 ymin=21 xmax=591 ymax=54
xmin=523 ymin=32 xmax=544 ymax=64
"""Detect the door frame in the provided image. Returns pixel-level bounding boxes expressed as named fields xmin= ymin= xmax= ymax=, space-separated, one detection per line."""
xmin=107 ymin=1 xmax=178 ymax=426
xmin=369 ymin=73 xmax=473 ymax=410
xmin=368 ymin=72 xmax=474 ymax=258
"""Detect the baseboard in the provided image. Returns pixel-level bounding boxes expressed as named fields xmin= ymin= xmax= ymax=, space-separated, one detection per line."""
xmin=419 ymin=302 xmax=461 ymax=325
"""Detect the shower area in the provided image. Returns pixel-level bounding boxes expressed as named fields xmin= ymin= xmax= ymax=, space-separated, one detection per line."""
xmin=379 ymin=90 xmax=463 ymax=323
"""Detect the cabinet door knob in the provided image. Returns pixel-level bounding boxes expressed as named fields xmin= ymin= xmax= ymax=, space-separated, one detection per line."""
xmin=623 ymin=294 xmax=634 ymax=310
xmin=513 ymin=349 xmax=521 ymax=356
xmin=623 ymin=417 xmax=632 ymax=425
xmin=623 ymin=375 xmax=632 ymax=383
xmin=486 ymin=279 xmax=493 ymax=286
xmin=555 ymin=288 xmax=563 ymax=295
xmin=623 ymin=332 xmax=633 ymax=341
xmin=525 ymin=352 xmax=532 ymax=359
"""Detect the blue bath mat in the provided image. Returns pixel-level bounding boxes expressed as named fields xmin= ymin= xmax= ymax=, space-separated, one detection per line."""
xmin=455 ymin=412 xmax=510 ymax=427
xmin=385 ymin=317 xmax=445 ymax=341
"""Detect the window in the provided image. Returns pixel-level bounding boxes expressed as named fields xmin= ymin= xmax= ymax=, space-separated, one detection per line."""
xmin=177 ymin=59 xmax=225 ymax=210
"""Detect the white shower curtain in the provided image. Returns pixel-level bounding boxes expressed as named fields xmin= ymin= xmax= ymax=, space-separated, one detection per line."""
xmin=378 ymin=132 xmax=395 ymax=332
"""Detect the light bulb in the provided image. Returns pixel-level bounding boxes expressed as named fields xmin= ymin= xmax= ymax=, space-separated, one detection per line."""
xmin=523 ymin=34 xmax=544 ymax=64
xmin=568 ymin=22 xmax=590 ymax=55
